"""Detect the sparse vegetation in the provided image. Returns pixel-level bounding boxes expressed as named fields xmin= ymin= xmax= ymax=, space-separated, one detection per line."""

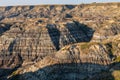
xmin=112 ymin=70 xmax=120 ymax=80
xmin=0 ymin=2 xmax=120 ymax=80
xmin=114 ymin=56 xmax=120 ymax=62
xmin=80 ymin=42 xmax=99 ymax=50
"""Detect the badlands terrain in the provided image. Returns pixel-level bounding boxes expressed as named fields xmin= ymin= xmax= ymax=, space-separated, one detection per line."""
xmin=0 ymin=2 xmax=120 ymax=80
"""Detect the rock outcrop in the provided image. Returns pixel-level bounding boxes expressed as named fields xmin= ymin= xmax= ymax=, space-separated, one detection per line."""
xmin=0 ymin=2 xmax=120 ymax=80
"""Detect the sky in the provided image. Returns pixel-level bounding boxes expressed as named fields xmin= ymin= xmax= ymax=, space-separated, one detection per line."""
xmin=0 ymin=0 xmax=120 ymax=6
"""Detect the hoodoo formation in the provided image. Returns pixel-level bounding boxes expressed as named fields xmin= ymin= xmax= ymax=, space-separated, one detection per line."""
xmin=0 ymin=3 xmax=120 ymax=80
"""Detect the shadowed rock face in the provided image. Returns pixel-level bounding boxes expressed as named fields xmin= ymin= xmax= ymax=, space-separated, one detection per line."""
xmin=0 ymin=23 xmax=12 ymax=35
xmin=0 ymin=3 xmax=120 ymax=80
xmin=18 ymin=63 xmax=109 ymax=80
xmin=7 ymin=53 xmax=119 ymax=80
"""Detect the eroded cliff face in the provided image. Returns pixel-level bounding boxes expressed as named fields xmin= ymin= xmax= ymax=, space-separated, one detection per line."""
xmin=0 ymin=21 xmax=94 ymax=69
xmin=0 ymin=3 xmax=120 ymax=80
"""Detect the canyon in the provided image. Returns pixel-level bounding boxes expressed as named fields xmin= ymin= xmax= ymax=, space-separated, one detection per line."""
xmin=0 ymin=2 xmax=120 ymax=80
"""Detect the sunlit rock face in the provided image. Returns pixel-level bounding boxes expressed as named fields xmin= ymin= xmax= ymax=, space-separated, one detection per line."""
xmin=0 ymin=21 xmax=94 ymax=69
xmin=0 ymin=3 xmax=120 ymax=80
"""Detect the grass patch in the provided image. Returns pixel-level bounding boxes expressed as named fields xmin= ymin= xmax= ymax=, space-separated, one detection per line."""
xmin=112 ymin=70 xmax=120 ymax=80
xmin=114 ymin=56 xmax=120 ymax=62
xmin=80 ymin=43 xmax=90 ymax=50
xmin=80 ymin=42 xmax=100 ymax=50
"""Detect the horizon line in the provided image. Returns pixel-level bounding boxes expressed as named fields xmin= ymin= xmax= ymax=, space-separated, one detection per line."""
xmin=0 ymin=2 xmax=120 ymax=7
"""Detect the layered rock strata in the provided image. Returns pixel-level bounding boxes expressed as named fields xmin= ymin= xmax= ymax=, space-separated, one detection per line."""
xmin=0 ymin=2 xmax=120 ymax=80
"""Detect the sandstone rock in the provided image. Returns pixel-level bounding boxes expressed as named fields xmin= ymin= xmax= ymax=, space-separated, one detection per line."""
xmin=0 ymin=2 xmax=120 ymax=80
